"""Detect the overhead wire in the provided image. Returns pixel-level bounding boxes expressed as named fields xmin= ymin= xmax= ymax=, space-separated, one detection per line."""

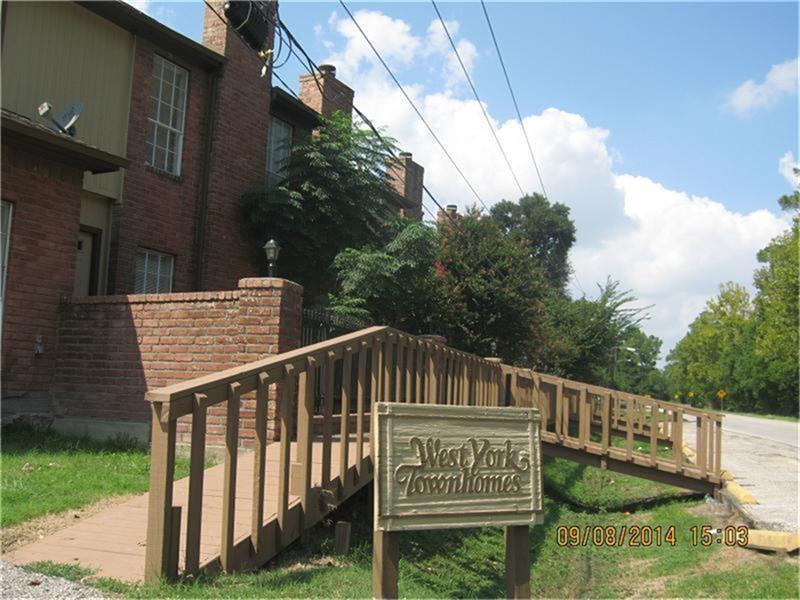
xmin=337 ymin=0 xmax=489 ymax=212
xmin=431 ymin=0 xmax=525 ymax=198
xmin=205 ymin=0 xmax=442 ymax=222
xmin=479 ymin=0 xmax=548 ymax=200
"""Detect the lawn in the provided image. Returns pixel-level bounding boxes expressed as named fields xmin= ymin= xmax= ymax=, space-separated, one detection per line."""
xmin=6 ymin=423 xmax=798 ymax=598
xmin=1 ymin=423 xmax=193 ymax=527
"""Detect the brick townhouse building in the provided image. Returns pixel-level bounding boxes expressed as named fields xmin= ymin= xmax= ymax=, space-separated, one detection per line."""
xmin=0 ymin=0 xmax=425 ymax=440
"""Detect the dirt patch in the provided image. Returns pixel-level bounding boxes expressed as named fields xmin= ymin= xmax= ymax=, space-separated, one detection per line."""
xmin=1 ymin=495 xmax=136 ymax=553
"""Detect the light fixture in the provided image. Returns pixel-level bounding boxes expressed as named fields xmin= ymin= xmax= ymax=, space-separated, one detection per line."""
xmin=263 ymin=239 xmax=280 ymax=277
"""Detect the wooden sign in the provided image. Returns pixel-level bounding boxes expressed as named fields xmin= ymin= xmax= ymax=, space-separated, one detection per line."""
xmin=373 ymin=403 xmax=544 ymax=531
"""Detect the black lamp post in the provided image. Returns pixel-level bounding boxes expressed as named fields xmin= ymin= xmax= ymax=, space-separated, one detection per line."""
xmin=263 ymin=239 xmax=280 ymax=277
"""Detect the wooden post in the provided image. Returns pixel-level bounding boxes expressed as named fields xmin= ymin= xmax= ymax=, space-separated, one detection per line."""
xmin=250 ymin=373 xmax=269 ymax=555
xmin=221 ymin=382 xmax=241 ymax=572
xmin=373 ymin=529 xmax=400 ymax=599
xmin=144 ymin=402 xmax=177 ymax=583
xmin=334 ymin=521 xmax=352 ymax=555
xmin=185 ymin=393 xmax=207 ymax=575
xmin=504 ymin=525 xmax=530 ymax=599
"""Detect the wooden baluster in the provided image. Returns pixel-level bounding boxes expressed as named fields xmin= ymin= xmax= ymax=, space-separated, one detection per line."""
xmin=554 ymin=381 xmax=563 ymax=440
xmin=250 ymin=373 xmax=269 ymax=556
xmin=394 ymin=339 xmax=402 ymax=403
xmin=426 ymin=343 xmax=437 ymax=404
xmin=144 ymin=402 xmax=177 ymax=583
xmin=714 ymin=416 xmax=721 ymax=476
xmin=405 ymin=342 xmax=413 ymax=404
xmin=370 ymin=336 xmax=382 ymax=468
xmin=673 ymin=408 xmax=684 ymax=471
xmin=321 ymin=353 xmax=335 ymax=489
xmin=601 ymin=392 xmax=611 ymax=453
xmin=340 ymin=350 xmax=353 ymax=494
xmin=221 ymin=382 xmax=241 ymax=572
xmin=626 ymin=396 xmax=634 ymax=459
xmin=277 ymin=367 xmax=296 ymax=546
xmin=650 ymin=401 xmax=659 ymax=465
xmin=356 ymin=342 xmax=367 ymax=482
xmin=296 ymin=360 xmax=316 ymax=527
xmin=697 ymin=415 xmax=707 ymax=477
xmin=184 ymin=393 xmax=207 ymax=575
xmin=414 ymin=341 xmax=423 ymax=403
xmin=383 ymin=335 xmax=393 ymax=403
xmin=579 ymin=387 xmax=588 ymax=447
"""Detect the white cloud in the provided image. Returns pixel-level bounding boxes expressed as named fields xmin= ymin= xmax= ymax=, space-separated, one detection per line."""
xmin=321 ymin=11 xmax=789 ymax=357
xmin=725 ymin=57 xmax=798 ymax=116
xmin=424 ymin=19 xmax=478 ymax=91
xmin=779 ymin=151 xmax=800 ymax=188
xmin=123 ymin=0 xmax=150 ymax=13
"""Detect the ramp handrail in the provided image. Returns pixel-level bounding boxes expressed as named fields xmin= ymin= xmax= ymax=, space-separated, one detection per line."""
xmin=143 ymin=326 xmax=722 ymax=583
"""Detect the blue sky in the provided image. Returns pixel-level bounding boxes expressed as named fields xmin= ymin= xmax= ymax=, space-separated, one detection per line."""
xmin=148 ymin=1 xmax=797 ymax=212
xmin=137 ymin=1 xmax=798 ymax=356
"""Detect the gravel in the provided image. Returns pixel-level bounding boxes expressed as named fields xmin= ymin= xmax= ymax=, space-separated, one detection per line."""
xmin=0 ymin=561 xmax=109 ymax=599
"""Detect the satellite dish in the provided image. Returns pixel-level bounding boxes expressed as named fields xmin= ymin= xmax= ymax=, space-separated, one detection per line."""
xmin=53 ymin=102 xmax=83 ymax=136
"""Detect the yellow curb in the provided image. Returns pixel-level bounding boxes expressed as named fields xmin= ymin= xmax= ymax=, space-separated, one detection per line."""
xmin=719 ymin=469 xmax=734 ymax=482
xmin=724 ymin=480 xmax=759 ymax=504
xmin=746 ymin=530 xmax=800 ymax=553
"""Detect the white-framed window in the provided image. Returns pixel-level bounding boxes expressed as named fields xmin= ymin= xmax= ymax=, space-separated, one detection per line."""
xmin=267 ymin=116 xmax=293 ymax=184
xmin=1 ymin=201 xmax=12 ymax=334
xmin=134 ymin=248 xmax=174 ymax=294
xmin=146 ymin=55 xmax=188 ymax=175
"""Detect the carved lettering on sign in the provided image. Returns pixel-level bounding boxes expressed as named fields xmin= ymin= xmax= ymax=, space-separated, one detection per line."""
xmin=374 ymin=403 xmax=544 ymax=532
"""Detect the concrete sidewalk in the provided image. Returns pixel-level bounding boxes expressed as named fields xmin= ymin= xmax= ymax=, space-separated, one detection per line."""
xmin=685 ymin=413 xmax=799 ymax=532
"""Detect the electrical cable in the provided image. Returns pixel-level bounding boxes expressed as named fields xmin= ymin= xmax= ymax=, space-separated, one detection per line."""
xmin=431 ymin=0 xmax=525 ymax=198
xmin=479 ymin=0 xmax=548 ymax=200
xmin=337 ymin=0 xmax=489 ymax=212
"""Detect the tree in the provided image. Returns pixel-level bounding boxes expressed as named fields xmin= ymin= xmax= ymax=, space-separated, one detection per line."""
xmin=538 ymin=279 xmax=649 ymax=386
xmin=613 ymin=327 xmax=669 ymax=398
xmin=330 ymin=211 xmax=548 ymax=365
xmin=489 ymin=194 xmax=576 ymax=292
xmin=751 ymin=216 xmax=798 ymax=414
xmin=665 ymin=282 xmax=755 ymax=409
xmin=241 ymin=113 xmax=401 ymax=303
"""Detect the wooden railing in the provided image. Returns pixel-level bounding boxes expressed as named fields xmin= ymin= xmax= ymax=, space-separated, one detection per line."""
xmin=143 ymin=326 xmax=722 ymax=582
xmin=505 ymin=368 xmax=723 ymax=491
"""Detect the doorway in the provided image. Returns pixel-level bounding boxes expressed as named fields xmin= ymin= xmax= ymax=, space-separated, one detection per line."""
xmin=74 ymin=226 xmax=100 ymax=296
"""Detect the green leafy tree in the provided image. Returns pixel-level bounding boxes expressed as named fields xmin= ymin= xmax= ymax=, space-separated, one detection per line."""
xmin=241 ymin=113 xmax=401 ymax=302
xmin=665 ymin=282 xmax=755 ymax=409
xmin=751 ymin=216 xmax=798 ymax=414
xmin=331 ymin=212 xmax=548 ymax=365
xmin=539 ymin=279 xmax=649 ymax=385
xmin=489 ymin=194 xmax=576 ymax=292
xmin=613 ymin=327 xmax=669 ymax=397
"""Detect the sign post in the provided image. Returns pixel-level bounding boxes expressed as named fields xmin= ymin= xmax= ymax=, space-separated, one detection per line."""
xmin=372 ymin=403 xmax=543 ymax=599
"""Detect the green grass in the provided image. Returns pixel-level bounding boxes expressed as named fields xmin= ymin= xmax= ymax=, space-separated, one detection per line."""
xmin=27 ymin=489 xmax=797 ymax=599
xmin=1 ymin=423 xmax=195 ymax=527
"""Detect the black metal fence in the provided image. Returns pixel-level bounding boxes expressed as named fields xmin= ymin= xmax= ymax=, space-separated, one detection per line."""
xmin=300 ymin=306 xmax=372 ymax=346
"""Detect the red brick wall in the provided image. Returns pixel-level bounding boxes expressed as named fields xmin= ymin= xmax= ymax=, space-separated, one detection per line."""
xmin=107 ymin=37 xmax=213 ymax=295
xmin=54 ymin=277 xmax=302 ymax=443
xmin=200 ymin=2 xmax=274 ymax=291
xmin=1 ymin=141 xmax=84 ymax=411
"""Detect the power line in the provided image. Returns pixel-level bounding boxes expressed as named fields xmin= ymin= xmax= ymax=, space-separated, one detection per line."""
xmin=431 ymin=0 xmax=524 ymax=198
xmin=337 ymin=0 xmax=489 ymax=212
xmin=479 ymin=0 xmax=548 ymax=200
xmin=205 ymin=1 xmax=444 ymax=223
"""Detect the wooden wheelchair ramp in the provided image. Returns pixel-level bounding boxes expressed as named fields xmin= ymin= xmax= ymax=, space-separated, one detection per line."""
xmin=8 ymin=326 xmax=722 ymax=583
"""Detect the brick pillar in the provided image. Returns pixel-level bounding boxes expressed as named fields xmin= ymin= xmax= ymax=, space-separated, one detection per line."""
xmin=186 ymin=277 xmax=303 ymax=449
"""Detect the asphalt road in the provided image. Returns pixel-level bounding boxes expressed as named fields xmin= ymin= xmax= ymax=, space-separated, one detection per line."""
xmin=721 ymin=413 xmax=799 ymax=448
xmin=687 ymin=412 xmax=799 ymax=532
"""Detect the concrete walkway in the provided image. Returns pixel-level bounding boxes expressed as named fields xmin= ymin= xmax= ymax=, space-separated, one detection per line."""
xmin=687 ymin=413 xmax=799 ymax=532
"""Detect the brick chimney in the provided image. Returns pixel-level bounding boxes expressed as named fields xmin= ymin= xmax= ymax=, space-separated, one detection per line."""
xmin=387 ymin=152 xmax=424 ymax=221
xmin=437 ymin=204 xmax=459 ymax=224
xmin=299 ymin=65 xmax=354 ymax=120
